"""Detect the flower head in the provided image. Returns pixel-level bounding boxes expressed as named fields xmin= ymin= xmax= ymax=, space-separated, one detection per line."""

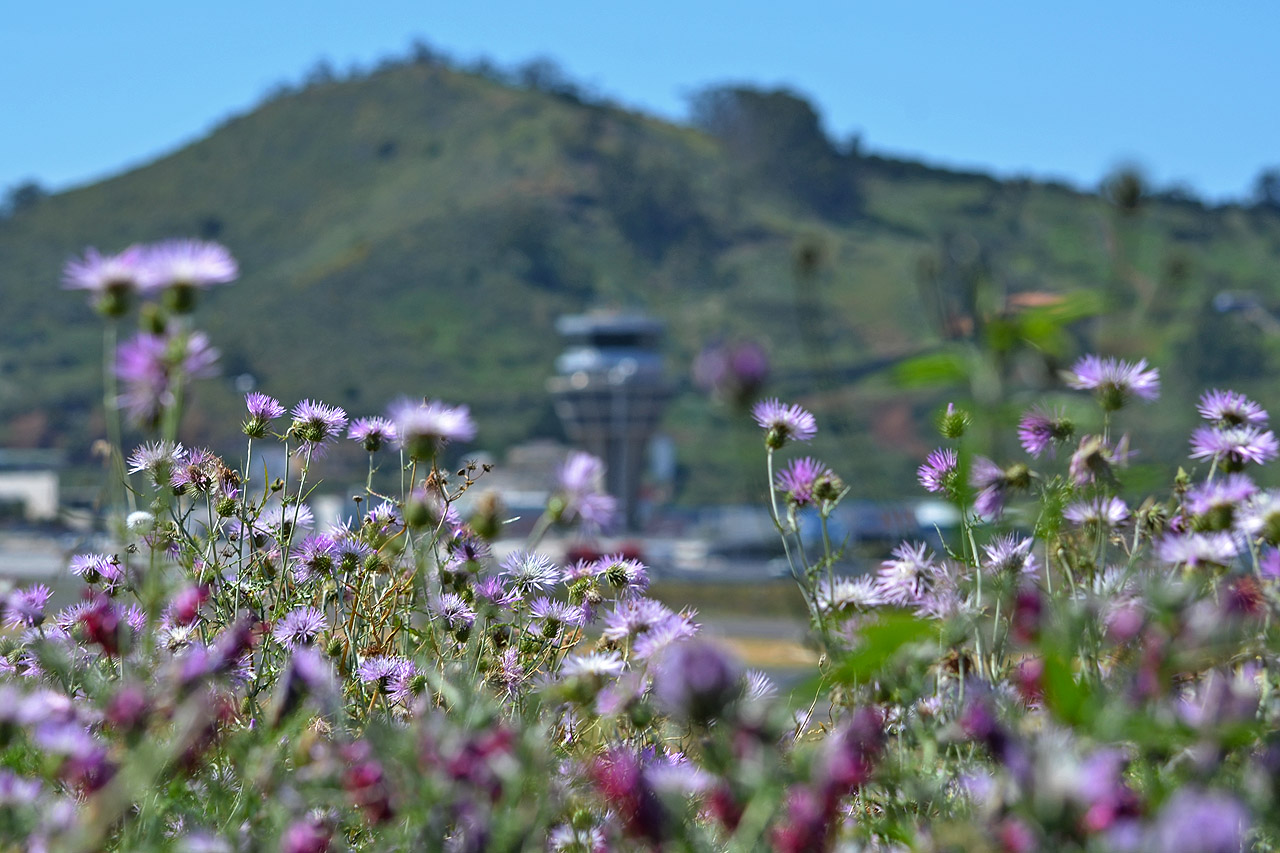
xmin=1016 ymin=406 xmax=1074 ymax=458
xmin=774 ymin=456 xmax=833 ymax=507
xmin=876 ymin=542 xmax=939 ymax=606
xmin=1063 ymin=354 xmax=1160 ymax=410
xmin=971 ymin=457 xmax=1031 ymax=518
xmin=6 ymin=585 xmax=51 ymax=629
xmin=1197 ymin=389 xmax=1268 ymax=427
xmin=1064 ymin=496 xmax=1130 ymax=529
xmin=288 ymin=399 xmax=348 ymax=456
xmin=356 ymin=656 xmax=414 ymax=696
xmin=1190 ymin=425 xmax=1279 ymax=470
xmin=63 ymin=245 xmax=147 ymax=316
xmin=115 ymin=331 xmax=220 ymax=429
xmin=140 ymin=239 xmax=238 ymax=292
xmin=127 ymin=441 xmax=186 ymax=486
xmin=242 ymin=392 xmax=285 ymax=437
xmin=500 ymin=551 xmax=561 ymax=594
xmin=348 ymin=417 xmax=397 ymax=453
xmin=431 ymin=593 xmax=476 ymax=633
xmin=917 ymin=447 xmax=958 ymax=495
xmin=981 ymin=535 xmax=1038 ymax=577
xmin=272 ymin=608 xmax=328 ymax=649
xmin=751 ymin=399 xmax=817 ymax=449
xmin=553 ymin=451 xmax=616 ymax=530
xmin=1157 ymin=532 xmax=1239 ymax=568
xmin=390 ymin=398 xmax=476 ymax=460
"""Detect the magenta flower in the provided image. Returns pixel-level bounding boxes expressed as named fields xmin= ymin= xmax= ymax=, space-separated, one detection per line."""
xmin=876 ymin=541 xmax=939 ymax=606
xmin=1063 ymin=355 xmax=1160 ymax=410
xmin=1198 ymin=389 xmax=1268 ymax=427
xmin=1156 ymin=532 xmax=1238 ymax=568
xmin=1016 ymin=406 xmax=1073 ymax=458
xmin=115 ymin=331 xmax=220 ymax=429
xmin=500 ymin=551 xmax=561 ymax=594
xmin=126 ymin=440 xmax=186 ymax=486
xmin=554 ymin=451 xmax=616 ymax=530
xmin=774 ymin=456 xmax=831 ymax=506
xmin=390 ymin=397 xmax=476 ymax=460
xmin=1064 ymin=496 xmax=1130 ymax=529
xmin=751 ymin=398 xmax=817 ymax=448
xmin=272 ymin=608 xmax=328 ymax=649
xmin=63 ymin=245 xmax=148 ymax=316
xmin=356 ymin=655 xmax=414 ymax=695
xmin=5 ymin=585 xmax=51 ymax=629
xmin=348 ymin=416 xmax=397 ymax=453
xmin=431 ymin=593 xmax=476 ymax=632
xmin=242 ymin=392 xmax=285 ymax=438
xmin=288 ymin=399 xmax=348 ymax=456
xmin=1190 ymin=425 xmax=1280 ymax=469
xmin=917 ymin=448 xmax=958 ymax=495
xmin=971 ymin=457 xmax=1030 ymax=517
xmin=140 ymin=238 xmax=238 ymax=292
xmin=980 ymin=535 xmax=1038 ymax=577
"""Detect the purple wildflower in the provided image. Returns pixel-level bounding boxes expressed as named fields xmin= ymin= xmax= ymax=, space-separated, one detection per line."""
xmin=1190 ymin=425 xmax=1280 ymax=469
xmin=170 ymin=447 xmax=220 ymax=494
xmin=876 ymin=542 xmax=939 ymax=606
xmin=1186 ymin=474 xmax=1257 ymax=529
xmin=348 ymin=416 xmax=397 ymax=453
xmin=529 ymin=597 xmax=586 ymax=636
xmin=1151 ymin=788 xmax=1249 ymax=853
xmin=288 ymin=399 xmax=348 ymax=456
xmin=1198 ymin=389 xmax=1268 ymax=427
xmin=980 ymin=535 xmax=1038 ymax=577
xmin=632 ymin=613 xmax=700 ymax=659
xmin=971 ymin=457 xmax=1030 ymax=517
xmin=1016 ymin=406 xmax=1073 ymax=458
xmin=1235 ymin=490 xmax=1280 ymax=544
xmin=431 ymin=592 xmax=476 ymax=632
xmin=1064 ymin=496 xmax=1131 ymax=529
xmin=1063 ymin=354 xmax=1160 ymax=410
xmin=474 ymin=576 xmax=519 ymax=609
xmin=63 ymin=245 xmax=147 ymax=316
xmin=390 ymin=397 xmax=476 ymax=461
xmin=653 ymin=641 xmax=743 ymax=725
xmin=272 ymin=608 xmax=328 ymax=649
xmin=115 ymin=331 xmax=220 ymax=429
xmin=774 ymin=457 xmax=833 ymax=507
xmin=6 ymin=585 xmax=51 ymax=629
xmin=500 ymin=551 xmax=561 ymax=594
xmin=291 ymin=534 xmax=338 ymax=581
xmin=1261 ymin=547 xmax=1280 ymax=578
xmin=126 ymin=440 xmax=186 ymax=486
xmin=140 ymin=238 xmax=237 ymax=292
xmin=602 ymin=597 xmax=676 ymax=642
xmin=816 ymin=576 xmax=881 ymax=616
xmin=243 ymin=392 xmax=285 ymax=438
xmin=554 ymin=451 xmax=616 ymax=530
xmin=356 ymin=656 xmax=414 ymax=695
xmin=917 ymin=447 xmax=958 ymax=495
xmin=751 ymin=398 xmax=817 ymax=448
xmin=561 ymin=651 xmax=626 ymax=679
xmin=1157 ymin=532 xmax=1239 ymax=568
xmin=69 ymin=553 xmax=124 ymax=592
xmin=593 ymin=554 xmax=650 ymax=595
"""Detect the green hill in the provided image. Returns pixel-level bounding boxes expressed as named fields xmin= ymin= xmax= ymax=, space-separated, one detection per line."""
xmin=4 ymin=54 xmax=1280 ymax=503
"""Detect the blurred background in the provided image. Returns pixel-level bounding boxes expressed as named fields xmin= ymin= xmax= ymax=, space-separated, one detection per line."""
xmin=1 ymin=2 xmax=1278 ymax=644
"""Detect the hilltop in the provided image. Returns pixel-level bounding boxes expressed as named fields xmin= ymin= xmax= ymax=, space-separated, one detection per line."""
xmin=3 ymin=52 xmax=1280 ymax=502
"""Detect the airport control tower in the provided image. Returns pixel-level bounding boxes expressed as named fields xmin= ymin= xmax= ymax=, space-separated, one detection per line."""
xmin=548 ymin=311 xmax=671 ymax=531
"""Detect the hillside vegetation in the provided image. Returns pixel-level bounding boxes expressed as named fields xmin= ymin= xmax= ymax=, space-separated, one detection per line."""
xmin=3 ymin=53 xmax=1280 ymax=502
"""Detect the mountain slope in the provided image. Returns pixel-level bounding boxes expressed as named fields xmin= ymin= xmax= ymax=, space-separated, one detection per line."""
xmin=3 ymin=56 xmax=1280 ymax=501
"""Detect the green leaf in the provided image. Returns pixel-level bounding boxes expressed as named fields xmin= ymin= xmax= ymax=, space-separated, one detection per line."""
xmin=829 ymin=610 xmax=936 ymax=686
xmin=891 ymin=350 xmax=970 ymax=388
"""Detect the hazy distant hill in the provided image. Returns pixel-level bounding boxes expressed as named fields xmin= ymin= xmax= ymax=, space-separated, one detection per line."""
xmin=4 ymin=52 xmax=1280 ymax=502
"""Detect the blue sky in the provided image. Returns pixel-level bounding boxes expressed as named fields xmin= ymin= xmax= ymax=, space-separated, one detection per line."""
xmin=3 ymin=1 xmax=1276 ymax=200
